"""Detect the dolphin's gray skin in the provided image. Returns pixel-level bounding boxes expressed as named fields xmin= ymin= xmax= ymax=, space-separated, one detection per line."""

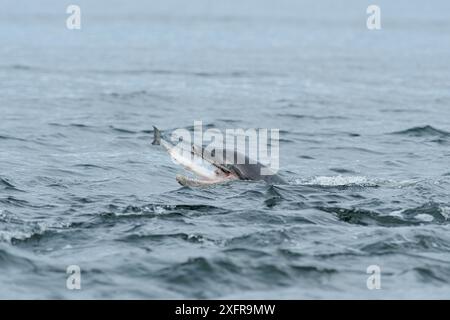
xmin=192 ymin=145 xmax=286 ymax=184
xmin=152 ymin=126 xmax=286 ymax=186
xmin=229 ymin=162 xmax=286 ymax=184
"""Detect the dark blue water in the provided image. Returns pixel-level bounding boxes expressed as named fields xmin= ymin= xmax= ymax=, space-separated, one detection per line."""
xmin=1 ymin=0 xmax=450 ymax=298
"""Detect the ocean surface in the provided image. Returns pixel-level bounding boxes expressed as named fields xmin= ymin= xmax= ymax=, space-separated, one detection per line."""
xmin=1 ymin=0 xmax=450 ymax=299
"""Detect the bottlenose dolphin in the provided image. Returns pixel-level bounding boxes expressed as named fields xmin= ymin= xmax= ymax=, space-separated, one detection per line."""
xmin=152 ymin=126 xmax=285 ymax=187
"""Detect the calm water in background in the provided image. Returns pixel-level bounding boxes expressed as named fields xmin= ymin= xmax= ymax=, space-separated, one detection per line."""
xmin=1 ymin=0 xmax=450 ymax=298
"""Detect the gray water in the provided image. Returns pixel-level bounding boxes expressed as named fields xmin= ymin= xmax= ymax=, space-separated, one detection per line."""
xmin=1 ymin=0 xmax=450 ymax=299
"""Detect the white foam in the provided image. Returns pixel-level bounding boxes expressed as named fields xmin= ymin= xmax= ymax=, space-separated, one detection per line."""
xmin=415 ymin=214 xmax=434 ymax=222
xmin=439 ymin=206 xmax=450 ymax=220
xmin=389 ymin=209 xmax=404 ymax=218
xmin=152 ymin=205 xmax=167 ymax=215
xmin=296 ymin=175 xmax=379 ymax=187
xmin=293 ymin=175 xmax=420 ymax=188
xmin=0 ymin=221 xmax=48 ymax=244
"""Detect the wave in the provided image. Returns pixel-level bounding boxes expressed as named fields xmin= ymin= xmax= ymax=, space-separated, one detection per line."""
xmin=0 ymin=221 xmax=47 ymax=244
xmin=332 ymin=146 xmax=384 ymax=155
xmin=0 ymin=135 xmax=27 ymax=142
xmin=109 ymin=126 xmax=137 ymax=134
xmin=1 ymin=216 xmax=81 ymax=248
xmin=317 ymin=206 xmax=415 ymax=227
xmin=360 ymin=232 xmax=450 ymax=255
xmin=0 ymin=178 xmax=16 ymax=189
xmin=73 ymin=163 xmax=111 ymax=170
xmin=295 ymin=175 xmax=380 ymax=187
xmin=276 ymin=113 xmax=348 ymax=120
xmin=329 ymin=168 xmax=357 ymax=174
xmin=48 ymin=122 xmax=93 ymax=129
xmin=0 ymin=245 xmax=37 ymax=269
xmin=93 ymin=69 xmax=277 ymax=79
xmin=0 ymin=196 xmax=31 ymax=207
xmin=0 ymin=177 xmax=24 ymax=193
xmin=0 ymin=64 xmax=33 ymax=71
xmin=101 ymin=203 xmax=229 ymax=219
xmin=154 ymin=254 xmax=337 ymax=298
xmin=401 ymin=202 xmax=450 ymax=223
xmin=119 ymin=232 xmax=206 ymax=244
xmin=406 ymin=266 xmax=450 ymax=284
xmin=294 ymin=175 xmax=419 ymax=189
xmin=391 ymin=125 xmax=450 ymax=137
xmin=318 ymin=202 xmax=450 ymax=227
xmin=102 ymin=90 xmax=170 ymax=101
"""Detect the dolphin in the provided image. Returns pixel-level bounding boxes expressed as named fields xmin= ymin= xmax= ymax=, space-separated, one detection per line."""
xmin=152 ymin=126 xmax=286 ymax=187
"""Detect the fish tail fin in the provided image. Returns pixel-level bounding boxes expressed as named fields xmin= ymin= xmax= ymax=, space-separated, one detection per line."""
xmin=152 ymin=126 xmax=161 ymax=145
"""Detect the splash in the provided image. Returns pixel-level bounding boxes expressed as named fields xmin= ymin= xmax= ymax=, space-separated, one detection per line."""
xmin=295 ymin=175 xmax=379 ymax=187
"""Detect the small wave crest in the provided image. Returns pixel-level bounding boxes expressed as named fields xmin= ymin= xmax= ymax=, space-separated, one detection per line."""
xmin=295 ymin=175 xmax=380 ymax=187
xmin=319 ymin=202 xmax=450 ymax=227
xmin=391 ymin=125 xmax=450 ymax=138
xmin=102 ymin=203 xmax=228 ymax=219
xmin=293 ymin=175 xmax=419 ymax=189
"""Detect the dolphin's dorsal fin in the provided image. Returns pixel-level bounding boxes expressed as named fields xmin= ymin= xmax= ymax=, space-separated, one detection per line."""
xmin=152 ymin=126 xmax=161 ymax=145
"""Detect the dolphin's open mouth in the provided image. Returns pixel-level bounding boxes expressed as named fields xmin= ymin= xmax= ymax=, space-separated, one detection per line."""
xmin=176 ymin=172 xmax=237 ymax=187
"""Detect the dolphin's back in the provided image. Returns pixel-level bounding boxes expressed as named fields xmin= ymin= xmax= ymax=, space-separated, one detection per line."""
xmin=226 ymin=151 xmax=286 ymax=184
xmin=230 ymin=163 xmax=286 ymax=184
